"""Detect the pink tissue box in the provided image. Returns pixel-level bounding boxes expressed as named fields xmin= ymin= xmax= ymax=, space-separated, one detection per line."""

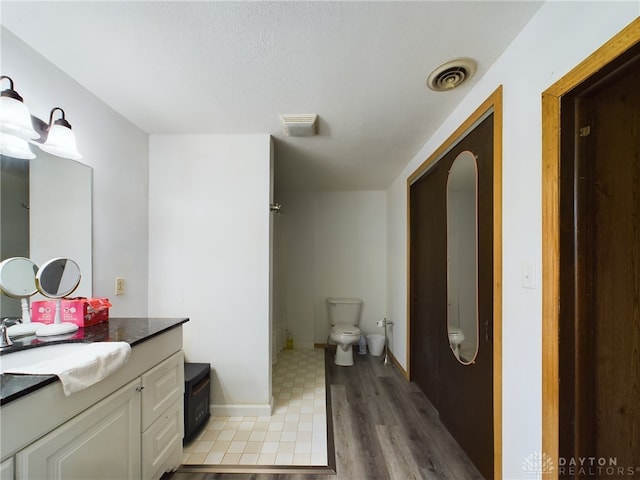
xmin=31 ymin=298 xmax=111 ymax=327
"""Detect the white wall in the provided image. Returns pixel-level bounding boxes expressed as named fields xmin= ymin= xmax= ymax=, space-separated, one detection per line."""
xmin=385 ymin=3 xmax=639 ymax=478
xmin=276 ymin=190 xmax=387 ymax=347
xmin=148 ymin=134 xmax=273 ymax=415
xmin=1 ymin=28 xmax=149 ymax=316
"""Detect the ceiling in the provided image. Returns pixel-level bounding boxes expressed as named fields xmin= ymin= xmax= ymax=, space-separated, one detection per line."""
xmin=1 ymin=1 xmax=543 ymax=190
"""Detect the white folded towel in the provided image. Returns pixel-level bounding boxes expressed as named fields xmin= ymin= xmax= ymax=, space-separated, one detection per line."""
xmin=5 ymin=342 xmax=131 ymax=396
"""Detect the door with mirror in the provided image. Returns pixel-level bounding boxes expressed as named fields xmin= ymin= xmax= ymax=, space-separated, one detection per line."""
xmin=446 ymin=150 xmax=479 ymax=365
xmin=409 ymin=112 xmax=495 ymax=479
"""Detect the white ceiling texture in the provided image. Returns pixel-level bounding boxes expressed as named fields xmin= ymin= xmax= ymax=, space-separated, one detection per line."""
xmin=1 ymin=1 xmax=543 ymax=190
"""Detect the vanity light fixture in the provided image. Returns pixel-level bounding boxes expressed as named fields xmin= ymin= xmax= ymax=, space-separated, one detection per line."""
xmin=0 ymin=75 xmax=82 ymax=160
xmin=0 ymin=75 xmax=39 ymax=140
xmin=0 ymin=75 xmax=38 ymax=159
xmin=36 ymin=107 xmax=82 ymax=160
xmin=0 ymin=133 xmax=36 ymax=159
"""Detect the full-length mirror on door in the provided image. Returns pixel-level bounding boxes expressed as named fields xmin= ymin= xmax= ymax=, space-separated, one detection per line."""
xmin=446 ymin=150 xmax=479 ymax=365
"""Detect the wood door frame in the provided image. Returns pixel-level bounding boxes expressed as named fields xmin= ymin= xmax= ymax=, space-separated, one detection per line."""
xmin=406 ymin=86 xmax=503 ymax=480
xmin=541 ymin=17 xmax=640 ymax=479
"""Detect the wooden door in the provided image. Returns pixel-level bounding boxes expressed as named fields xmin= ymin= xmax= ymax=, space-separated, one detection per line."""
xmin=409 ymin=114 xmax=494 ymax=479
xmin=559 ymin=50 xmax=640 ymax=475
xmin=410 ymin=159 xmax=446 ymax=407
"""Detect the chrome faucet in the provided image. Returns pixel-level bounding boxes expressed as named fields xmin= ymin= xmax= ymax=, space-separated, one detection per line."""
xmin=1 ymin=318 xmax=14 ymax=349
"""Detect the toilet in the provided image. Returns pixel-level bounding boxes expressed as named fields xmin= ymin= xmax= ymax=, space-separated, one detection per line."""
xmin=327 ymin=297 xmax=362 ymax=366
xmin=448 ymin=326 xmax=465 ymax=360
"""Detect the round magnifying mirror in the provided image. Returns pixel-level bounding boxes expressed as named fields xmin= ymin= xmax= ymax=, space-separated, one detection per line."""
xmin=0 ymin=257 xmax=46 ymax=337
xmin=35 ymin=257 xmax=81 ymax=337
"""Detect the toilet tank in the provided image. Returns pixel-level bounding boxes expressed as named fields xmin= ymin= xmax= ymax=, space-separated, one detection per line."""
xmin=327 ymin=298 xmax=362 ymax=326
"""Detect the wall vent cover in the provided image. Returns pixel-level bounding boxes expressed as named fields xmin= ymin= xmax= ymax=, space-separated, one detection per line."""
xmin=426 ymin=58 xmax=477 ymax=91
xmin=280 ymin=114 xmax=318 ymax=136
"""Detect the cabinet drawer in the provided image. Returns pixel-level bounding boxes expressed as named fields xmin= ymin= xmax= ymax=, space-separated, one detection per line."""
xmin=141 ymin=351 xmax=184 ymax=430
xmin=142 ymin=399 xmax=183 ymax=480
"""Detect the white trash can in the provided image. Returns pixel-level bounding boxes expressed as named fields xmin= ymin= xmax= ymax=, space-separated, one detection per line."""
xmin=366 ymin=334 xmax=385 ymax=356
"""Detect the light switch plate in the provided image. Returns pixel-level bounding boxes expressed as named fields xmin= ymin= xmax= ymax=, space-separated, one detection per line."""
xmin=521 ymin=261 xmax=535 ymax=289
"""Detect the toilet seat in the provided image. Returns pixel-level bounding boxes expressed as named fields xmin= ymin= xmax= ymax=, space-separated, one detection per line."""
xmin=448 ymin=326 xmax=464 ymax=335
xmin=331 ymin=324 xmax=361 ymax=341
xmin=329 ymin=324 xmax=361 ymax=366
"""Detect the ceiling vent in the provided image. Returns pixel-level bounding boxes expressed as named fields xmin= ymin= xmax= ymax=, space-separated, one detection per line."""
xmin=280 ymin=114 xmax=318 ymax=137
xmin=426 ymin=58 xmax=477 ymax=91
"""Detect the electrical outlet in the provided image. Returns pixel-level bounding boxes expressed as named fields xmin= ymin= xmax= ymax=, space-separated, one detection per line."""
xmin=115 ymin=277 xmax=125 ymax=296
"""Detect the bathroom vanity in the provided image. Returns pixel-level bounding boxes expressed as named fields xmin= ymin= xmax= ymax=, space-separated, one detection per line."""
xmin=0 ymin=317 xmax=188 ymax=480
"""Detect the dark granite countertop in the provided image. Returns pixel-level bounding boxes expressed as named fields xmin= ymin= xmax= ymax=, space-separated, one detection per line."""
xmin=0 ymin=317 xmax=188 ymax=405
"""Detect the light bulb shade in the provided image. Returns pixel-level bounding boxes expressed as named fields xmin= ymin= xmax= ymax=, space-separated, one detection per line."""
xmin=0 ymin=132 xmax=36 ymax=159
xmin=0 ymin=95 xmax=39 ymax=140
xmin=39 ymin=123 xmax=82 ymax=160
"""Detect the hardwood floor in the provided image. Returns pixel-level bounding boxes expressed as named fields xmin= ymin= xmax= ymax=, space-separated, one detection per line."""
xmin=165 ymin=349 xmax=484 ymax=480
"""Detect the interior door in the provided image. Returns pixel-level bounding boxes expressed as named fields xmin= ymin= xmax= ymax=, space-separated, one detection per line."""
xmin=409 ymin=114 xmax=494 ymax=479
xmin=410 ymin=159 xmax=446 ymax=407
xmin=559 ymin=50 xmax=640 ymax=476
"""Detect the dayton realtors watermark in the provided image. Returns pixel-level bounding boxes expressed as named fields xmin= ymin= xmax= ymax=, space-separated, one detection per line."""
xmin=523 ymin=452 xmax=640 ymax=478
xmin=559 ymin=457 xmax=639 ymax=477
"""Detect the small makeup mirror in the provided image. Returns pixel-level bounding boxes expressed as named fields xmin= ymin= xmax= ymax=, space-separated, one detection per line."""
xmin=446 ymin=150 xmax=479 ymax=365
xmin=0 ymin=257 xmax=46 ymax=337
xmin=34 ymin=257 xmax=81 ymax=336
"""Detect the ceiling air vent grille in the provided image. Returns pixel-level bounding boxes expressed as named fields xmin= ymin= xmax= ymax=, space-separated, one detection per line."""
xmin=280 ymin=114 xmax=318 ymax=137
xmin=426 ymin=58 xmax=477 ymax=92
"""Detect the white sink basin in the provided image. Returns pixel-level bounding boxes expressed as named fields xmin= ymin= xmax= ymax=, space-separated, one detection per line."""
xmin=0 ymin=343 xmax=88 ymax=374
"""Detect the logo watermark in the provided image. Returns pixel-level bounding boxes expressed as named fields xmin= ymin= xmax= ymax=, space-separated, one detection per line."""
xmin=522 ymin=452 xmax=555 ymax=476
xmin=523 ymin=453 xmax=640 ymax=478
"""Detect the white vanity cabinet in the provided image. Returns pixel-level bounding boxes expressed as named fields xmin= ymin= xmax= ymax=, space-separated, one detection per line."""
xmin=140 ymin=351 xmax=184 ymax=480
xmin=0 ymin=323 xmax=186 ymax=480
xmin=0 ymin=458 xmax=13 ymax=480
xmin=15 ymin=379 xmax=142 ymax=480
xmin=13 ymin=351 xmax=184 ymax=480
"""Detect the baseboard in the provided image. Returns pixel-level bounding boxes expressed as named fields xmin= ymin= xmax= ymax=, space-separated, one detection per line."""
xmin=387 ymin=349 xmax=408 ymax=378
xmin=210 ymin=398 xmax=273 ymax=417
xmin=177 ymin=464 xmax=336 ymax=475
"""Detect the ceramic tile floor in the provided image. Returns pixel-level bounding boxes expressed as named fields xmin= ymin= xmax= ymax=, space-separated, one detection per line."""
xmin=182 ymin=348 xmax=328 ymax=467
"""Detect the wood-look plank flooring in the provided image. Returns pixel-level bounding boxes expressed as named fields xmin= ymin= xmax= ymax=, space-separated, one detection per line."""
xmin=164 ymin=349 xmax=484 ymax=480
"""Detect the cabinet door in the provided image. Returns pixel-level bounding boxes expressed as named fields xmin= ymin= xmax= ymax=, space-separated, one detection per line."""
xmin=142 ymin=399 xmax=183 ymax=480
xmin=141 ymin=351 xmax=183 ymax=431
xmin=15 ymin=379 xmax=141 ymax=480
xmin=0 ymin=457 xmax=13 ymax=480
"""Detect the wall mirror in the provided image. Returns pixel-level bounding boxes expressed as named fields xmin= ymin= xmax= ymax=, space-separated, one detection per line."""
xmin=0 ymin=152 xmax=92 ymax=320
xmin=446 ymin=150 xmax=479 ymax=364
xmin=34 ymin=257 xmax=81 ymax=336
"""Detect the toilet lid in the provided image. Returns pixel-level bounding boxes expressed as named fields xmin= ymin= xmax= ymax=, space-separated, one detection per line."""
xmin=332 ymin=325 xmax=361 ymax=335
